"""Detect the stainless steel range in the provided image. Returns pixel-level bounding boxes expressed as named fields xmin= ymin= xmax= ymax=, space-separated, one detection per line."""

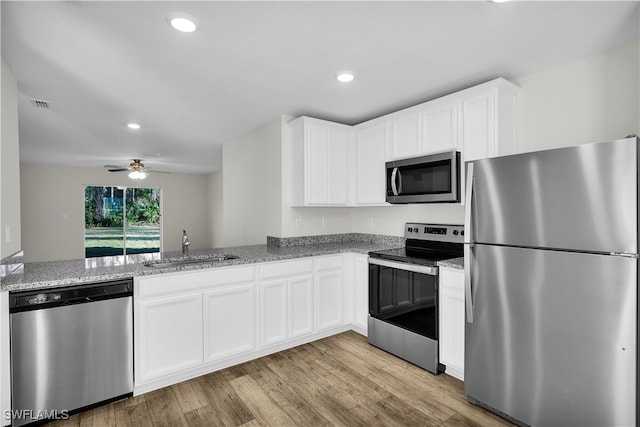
xmin=368 ymin=223 xmax=464 ymax=374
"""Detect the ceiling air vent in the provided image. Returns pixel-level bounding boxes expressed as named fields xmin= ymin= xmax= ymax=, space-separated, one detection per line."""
xmin=29 ymin=98 xmax=51 ymax=109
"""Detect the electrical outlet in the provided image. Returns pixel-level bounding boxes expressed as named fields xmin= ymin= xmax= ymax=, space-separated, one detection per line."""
xmin=321 ymin=218 xmax=327 ymax=228
xmin=4 ymin=226 xmax=10 ymax=243
xmin=295 ymin=218 xmax=302 ymax=229
xmin=367 ymin=218 xmax=374 ymax=228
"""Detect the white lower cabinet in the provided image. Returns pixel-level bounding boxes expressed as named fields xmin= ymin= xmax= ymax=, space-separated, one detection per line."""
xmin=439 ymin=266 xmax=465 ymax=381
xmin=135 ymin=254 xmax=363 ymax=394
xmin=204 ymin=284 xmax=256 ymax=362
xmin=137 ymin=293 xmax=204 ymax=383
xmin=259 ymin=259 xmax=314 ymax=347
xmin=347 ymin=253 xmax=369 ymax=334
xmin=315 ymin=255 xmax=344 ymax=331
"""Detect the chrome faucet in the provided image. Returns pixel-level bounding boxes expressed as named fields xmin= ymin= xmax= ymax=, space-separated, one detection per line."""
xmin=182 ymin=230 xmax=190 ymax=256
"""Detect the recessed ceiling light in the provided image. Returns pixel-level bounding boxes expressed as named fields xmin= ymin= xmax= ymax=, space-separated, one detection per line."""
xmin=127 ymin=123 xmax=141 ymax=130
xmin=336 ymin=72 xmax=355 ymax=83
xmin=489 ymin=0 xmax=509 ymax=3
xmin=170 ymin=16 xmax=198 ymax=33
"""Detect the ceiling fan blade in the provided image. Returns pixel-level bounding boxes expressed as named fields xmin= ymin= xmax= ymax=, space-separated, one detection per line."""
xmin=148 ymin=170 xmax=171 ymax=174
xmin=107 ymin=168 xmax=129 ymax=172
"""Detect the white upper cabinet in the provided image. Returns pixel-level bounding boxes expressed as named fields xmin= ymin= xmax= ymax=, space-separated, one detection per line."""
xmin=354 ymin=120 xmax=388 ymax=205
xmin=422 ymin=99 xmax=461 ymax=154
xmin=289 ymin=78 xmax=519 ymax=207
xmin=389 ymin=112 xmax=422 ymax=160
xmin=462 ymin=78 xmax=519 ymax=162
xmin=290 ymin=116 xmax=351 ymax=206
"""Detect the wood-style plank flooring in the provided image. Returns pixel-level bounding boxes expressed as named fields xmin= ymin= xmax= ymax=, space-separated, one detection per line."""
xmin=50 ymin=331 xmax=513 ymax=426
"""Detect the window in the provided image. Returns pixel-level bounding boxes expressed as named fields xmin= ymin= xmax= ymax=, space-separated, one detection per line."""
xmin=84 ymin=186 xmax=161 ymax=258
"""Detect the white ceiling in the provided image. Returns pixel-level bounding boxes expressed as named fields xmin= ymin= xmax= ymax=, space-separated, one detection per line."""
xmin=2 ymin=1 xmax=639 ymax=174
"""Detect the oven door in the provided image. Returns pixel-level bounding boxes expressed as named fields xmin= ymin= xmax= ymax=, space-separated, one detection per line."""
xmin=368 ymin=257 xmax=438 ymax=339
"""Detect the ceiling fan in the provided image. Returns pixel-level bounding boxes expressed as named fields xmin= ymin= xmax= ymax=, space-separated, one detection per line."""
xmin=104 ymin=159 xmax=170 ymax=180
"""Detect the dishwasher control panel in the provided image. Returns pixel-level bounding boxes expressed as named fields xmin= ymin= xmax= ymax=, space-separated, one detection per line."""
xmin=9 ymin=279 xmax=133 ymax=312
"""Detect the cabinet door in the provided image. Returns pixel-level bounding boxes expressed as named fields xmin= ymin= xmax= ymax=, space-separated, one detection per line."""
xmin=355 ymin=122 xmax=387 ymax=204
xmin=328 ymin=128 xmax=349 ymax=204
xmin=289 ymin=275 xmax=314 ymax=338
xmin=352 ymin=255 xmax=369 ymax=333
xmin=259 ymin=280 xmax=288 ymax=347
xmin=463 ymin=90 xmax=495 ymax=162
xmin=204 ymin=284 xmax=256 ymax=362
xmin=316 ymin=270 xmax=344 ymax=331
xmin=439 ymin=268 xmax=465 ymax=380
xmin=137 ymin=293 xmax=203 ymax=383
xmin=390 ymin=112 xmax=421 ymax=160
xmin=306 ymin=122 xmax=330 ymax=204
xmin=422 ymin=100 xmax=460 ymax=154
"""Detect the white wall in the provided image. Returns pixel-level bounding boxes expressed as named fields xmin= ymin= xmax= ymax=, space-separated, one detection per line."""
xmin=514 ymin=41 xmax=639 ymax=153
xmin=20 ymin=164 xmax=209 ymax=262
xmin=1 ymin=58 xmax=22 ymax=259
xmin=220 ymin=117 xmax=283 ymax=247
xmin=207 ymin=170 xmax=223 ymax=248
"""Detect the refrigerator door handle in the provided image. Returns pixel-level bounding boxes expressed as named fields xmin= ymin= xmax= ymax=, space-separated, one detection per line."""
xmin=464 ymin=243 xmax=474 ymax=323
xmin=464 ymin=162 xmax=475 ymax=323
xmin=464 ymin=162 xmax=474 ymax=244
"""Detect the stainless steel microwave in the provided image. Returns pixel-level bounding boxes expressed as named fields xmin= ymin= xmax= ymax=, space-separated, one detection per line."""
xmin=386 ymin=151 xmax=461 ymax=204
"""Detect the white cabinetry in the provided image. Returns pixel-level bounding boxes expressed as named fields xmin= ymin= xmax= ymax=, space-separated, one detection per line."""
xmin=422 ymin=99 xmax=461 ymax=154
xmin=346 ymin=253 xmax=369 ymax=335
xmin=315 ymin=255 xmax=344 ymax=331
xmin=462 ymin=79 xmax=519 ymax=162
xmin=137 ymin=293 xmax=203 ymax=382
xmin=0 ymin=292 xmax=9 ymax=427
xmin=354 ymin=121 xmax=388 ymax=205
xmin=390 ymin=112 xmax=422 ymax=160
xmin=204 ymin=285 xmax=256 ymax=362
xmin=259 ymin=259 xmax=314 ymax=347
xmin=135 ymin=265 xmax=258 ymax=391
xmin=134 ymin=254 xmax=361 ymax=395
xmin=290 ymin=116 xmax=351 ymax=206
xmin=439 ymin=266 xmax=465 ymax=381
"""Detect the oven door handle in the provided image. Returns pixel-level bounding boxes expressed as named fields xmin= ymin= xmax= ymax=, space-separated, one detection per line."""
xmin=368 ymin=258 xmax=438 ymax=276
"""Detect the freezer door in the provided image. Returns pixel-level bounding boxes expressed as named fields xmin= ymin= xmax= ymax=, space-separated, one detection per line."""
xmin=468 ymin=137 xmax=638 ymax=254
xmin=465 ymin=244 xmax=637 ymax=427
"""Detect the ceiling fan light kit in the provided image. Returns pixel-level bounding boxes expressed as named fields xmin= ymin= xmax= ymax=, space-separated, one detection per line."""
xmin=128 ymin=170 xmax=147 ymax=180
xmin=105 ymin=159 xmax=170 ymax=180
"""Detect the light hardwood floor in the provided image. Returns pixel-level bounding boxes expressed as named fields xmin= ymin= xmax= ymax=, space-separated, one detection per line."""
xmin=50 ymin=331 xmax=513 ymax=426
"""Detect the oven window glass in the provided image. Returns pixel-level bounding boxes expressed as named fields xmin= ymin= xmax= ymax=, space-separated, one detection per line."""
xmin=369 ymin=263 xmax=438 ymax=339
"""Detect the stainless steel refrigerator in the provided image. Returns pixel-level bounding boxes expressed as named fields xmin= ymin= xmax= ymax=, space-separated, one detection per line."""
xmin=463 ymin=136 xmax=638 ymax=426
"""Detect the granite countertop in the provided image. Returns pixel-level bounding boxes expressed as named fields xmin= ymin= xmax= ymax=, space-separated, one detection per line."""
xmin=1 ymin=233 xmax=465 ymax=292
xmin=437 ymin=257 xmax=464 ymax=270
xmin=0 ymin=234 xmax=405 ymax=292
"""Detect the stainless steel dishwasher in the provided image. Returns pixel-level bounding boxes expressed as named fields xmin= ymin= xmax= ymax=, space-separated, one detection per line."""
xmin=9 ymin=279 xmax=133 ymax=426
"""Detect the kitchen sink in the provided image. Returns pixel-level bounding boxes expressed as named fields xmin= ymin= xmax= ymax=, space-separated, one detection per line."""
xmin=143 ymin=254 xmax=239 ymax=268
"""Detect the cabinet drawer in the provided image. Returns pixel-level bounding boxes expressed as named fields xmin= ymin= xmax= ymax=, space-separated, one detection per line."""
xmin=260 ymin=259 xmax=313 ymax=280
xmin=137 ymin=265 xmax=256 ymax=299
xmin=315 ymin=255 xmax=343 ymax=272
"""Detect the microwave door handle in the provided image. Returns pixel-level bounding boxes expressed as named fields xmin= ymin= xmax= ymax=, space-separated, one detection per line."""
xmin=397 ymin=169 xmax=403 ymax=194
xmin=391 ymin=167 xmax=399 ymax=196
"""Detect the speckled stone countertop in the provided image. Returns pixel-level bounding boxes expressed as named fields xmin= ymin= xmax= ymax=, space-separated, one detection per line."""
xmin=437 ymin=257 xmax=464 ymax=270
xmin=1 ymin=234 xmax=407 ymax=292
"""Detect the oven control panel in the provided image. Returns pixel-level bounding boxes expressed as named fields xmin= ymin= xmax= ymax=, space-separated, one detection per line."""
xmin=404 ymin=223 xmax=464 ymax=243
